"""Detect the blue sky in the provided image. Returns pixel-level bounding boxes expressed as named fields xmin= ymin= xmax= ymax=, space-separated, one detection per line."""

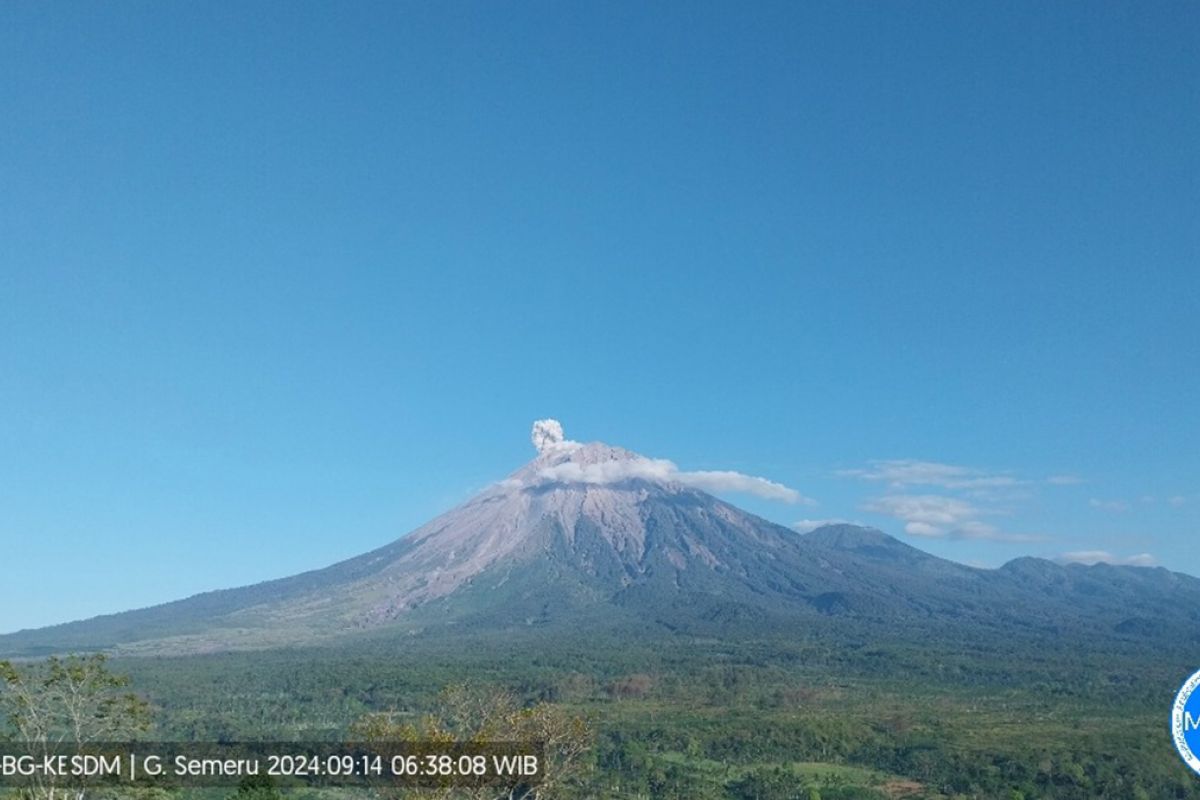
xmin=1 ymin=2 xmax=1196 ymax=633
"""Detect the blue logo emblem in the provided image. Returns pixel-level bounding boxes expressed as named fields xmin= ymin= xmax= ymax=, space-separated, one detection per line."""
xmin=1173 ymin=669 xmax=1200 ymax=776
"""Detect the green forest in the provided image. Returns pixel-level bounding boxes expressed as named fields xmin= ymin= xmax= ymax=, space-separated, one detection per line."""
xmin=4 ymin=621 xmax=1197 ymax=800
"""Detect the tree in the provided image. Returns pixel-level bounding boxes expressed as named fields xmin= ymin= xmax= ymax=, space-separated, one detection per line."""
xmin=351 ymin=682 xmax=592 ymax=800
xmin=0 ymin=654 xmax=152 ymax=800
xmin=228 ymin=773 xmax=284 ymax=800
xmin=726 ymin=767 xmax=798 ymax=800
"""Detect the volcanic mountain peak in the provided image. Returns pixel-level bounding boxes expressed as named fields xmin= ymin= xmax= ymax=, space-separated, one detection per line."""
xmin=5 ymin=420 xmax=1198 ymax=659
xmin=350 ymin=425 xmax=685 ymax=619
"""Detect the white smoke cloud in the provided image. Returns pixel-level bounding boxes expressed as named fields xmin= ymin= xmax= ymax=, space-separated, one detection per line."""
xmin=1057 ymin=550 xmax=1157 ymax=567
xmin=538 ymin=457 xmax=675 ymax=486
xmin=537 ymin=458 xmax=810 ymax=504
xmin=531 ymin=419 xmax=579 ymax=454
xmin=522 ymin=419 xmax=811 ymax=503
xmin=530 ymin=450 xmax=810 ymax=504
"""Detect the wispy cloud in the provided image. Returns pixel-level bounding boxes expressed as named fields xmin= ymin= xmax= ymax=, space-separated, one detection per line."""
xmin=862 ymin=494 xmax=1041 ymax=542
xmin=1089 ymin=498 xmax=1130 ymax=513
xmin=537 ymin=457 xmax=814 ymax=504
xmin=840 ymin=456 xmax=1096 ymax=544
xmin=677 ymin=469 xmax=814 ymax=504
xmin=792 ymin=518 xmax=852 ymax=533
xmin=1057 ymin=550 xmax=1156 ymax=567
xmin=838 ymin=459 xmax=1021 ymax=491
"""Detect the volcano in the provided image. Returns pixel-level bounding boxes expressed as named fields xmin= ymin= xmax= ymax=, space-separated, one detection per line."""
xmin=3 ymin=421 xmax=1198 ymax=657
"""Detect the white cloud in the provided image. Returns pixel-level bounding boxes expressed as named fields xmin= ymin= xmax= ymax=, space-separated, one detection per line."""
xmin=677 ymin=469 xmax=813 ymax=504
xmin=792 ymin=518 xmax=852 ymax=533
xmin=864 ymin=494 xmax=978 ymax=532
xmin=1168 ymin=495 xmax=1189 ymax=508
xmin=1089 ymin=498 xmax=1130 ymax=513
xmin=838 ymin=459 xmax=1021 ymax=491
xmin=904 ymin=521 xmax=944 ymax=537
xmin=537 ymin=457 xmax=812 ymax=504
xmin=1057 ymin=550 xmax=1157 ymax=567
xmin=538 ymin=457 xmax=674 ymax=486
xmin=863 ymin=494 xmax=1040 ymax=542
xmin=1046 ymin=474 xmax=1085 ymax=486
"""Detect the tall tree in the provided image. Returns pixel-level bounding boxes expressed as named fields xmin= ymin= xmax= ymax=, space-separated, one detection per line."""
xmin=0 ymin=654 xmax=152 ymax=800
xmin=351 ymin=682 xmax=591 ymax=800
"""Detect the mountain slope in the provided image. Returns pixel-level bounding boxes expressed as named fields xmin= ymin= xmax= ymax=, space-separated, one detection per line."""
xmin=3 ymin=430 xmax=1198 ymax=657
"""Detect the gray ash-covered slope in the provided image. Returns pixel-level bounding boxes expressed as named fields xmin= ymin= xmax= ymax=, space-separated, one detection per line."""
xmin=3 ymin=426 xmax=1198 ymax=657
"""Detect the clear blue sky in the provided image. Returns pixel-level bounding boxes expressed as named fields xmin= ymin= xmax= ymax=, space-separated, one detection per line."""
xmin=1 ymin=1 xmax=1196 ymax=633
